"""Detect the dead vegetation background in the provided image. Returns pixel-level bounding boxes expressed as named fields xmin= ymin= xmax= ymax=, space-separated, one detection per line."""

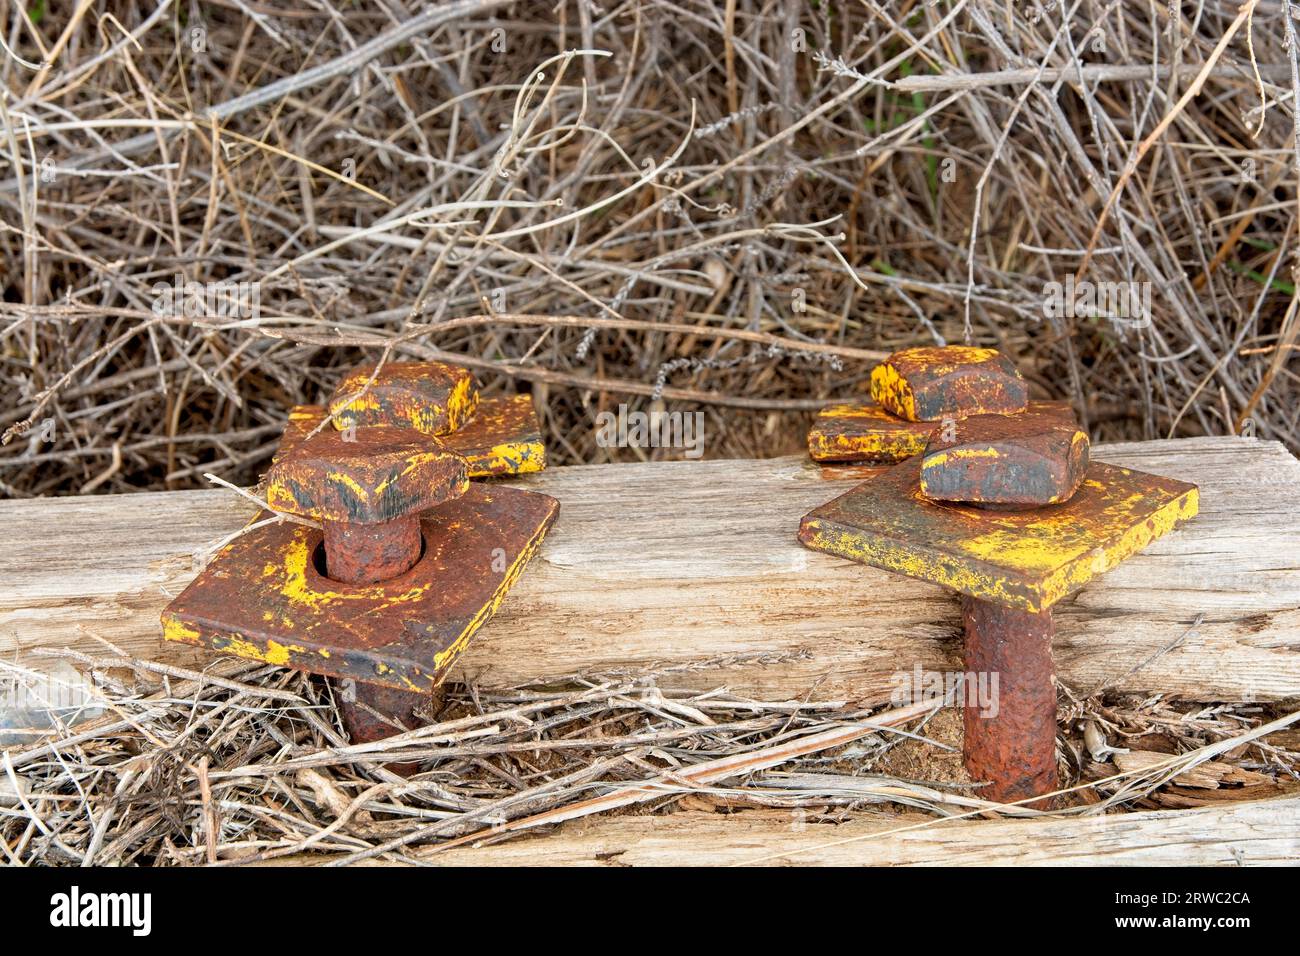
xmin=2 ymin=0 xmax=1298 ymax=494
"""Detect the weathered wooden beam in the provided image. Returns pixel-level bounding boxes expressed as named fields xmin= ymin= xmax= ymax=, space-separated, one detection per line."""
xmin=267 ymin=797 xmax=1300 ymax=866
xmin=3 ymin=436 xmax=1298 ymax=702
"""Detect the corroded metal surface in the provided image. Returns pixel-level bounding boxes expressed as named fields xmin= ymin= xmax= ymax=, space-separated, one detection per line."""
xmin=801 ymin=410 xmax=1197 ymax=807
xmin=446 ymin=393 xmax=546 ymax=475
xmin=337 ymin=681 xmax=439 ymax=776
xmin=328 ymin=361 xmax=479 ymax=436
xmin=169 ymin=360 xmax=555 ymax=755
xmin=961 ymin=596 xmax=1058 ymax=806
xmin=808 ymin=399 xmax=1073 ymax=464
xmin=870 ymin=345 xmax=1027 ymax=422
xmin=807 ymin=402 xmax=939 ymax=463
xmin=162 ymin=484 xmax=560 ymax=692
xmin=921 ymin=408 xmax=1090 ymax=506
xmin=322 ymin=515 xmax=424 ymax=586
xmin=281 ymin=394 xmax=544 ymax=477
xmin=337 ymin=681 xmax=433 ymax=743
xmin=266 ymin=428 xmax=468 ymax=524
xmin=798 ymin=457 xmax=1198 ymax=612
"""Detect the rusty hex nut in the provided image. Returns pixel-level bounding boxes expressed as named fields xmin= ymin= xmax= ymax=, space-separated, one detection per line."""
xmin=920 ymin=409 xmax=1089 ymax=507
xmin=328 ymin=361 xmax=480 ymax=436
xmin=266 ymin=427 xmax=469 ymax=524
xmin=870 ymin=346 xmax=1028 ymax=422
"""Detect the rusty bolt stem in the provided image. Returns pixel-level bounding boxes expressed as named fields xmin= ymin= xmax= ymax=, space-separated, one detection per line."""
xmin=960 ymin=597 xmax=1058 ymax=807
xmin=322 ymin=516 xmax=436 ymax=771
xmin=322 ymin=515 xmax=423 ymax=586
xmin=320 ymin=512 xmax=441 ymax=773
xmin=338 ymin=681 xmax=446 ymax=777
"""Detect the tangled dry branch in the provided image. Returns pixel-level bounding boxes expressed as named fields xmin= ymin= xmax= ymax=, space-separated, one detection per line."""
xmin=0 ymin=1 xmax=1296 ymax=495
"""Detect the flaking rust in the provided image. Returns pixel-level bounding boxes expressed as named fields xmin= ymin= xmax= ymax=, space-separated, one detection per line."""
xmin=799 ymin=450 xmax=1198 ymax=804
xmin=267 ymin=428 xmax=468 ymax=525
xmin=266 ymin=427 xmax=468 ymax=585
xmin=162 ymin=484 xmax=559 ymax=693
xmin=960 ymin=597 xmax=1058 ymax=806
xmin=329 ymin=360 xmax=479 ymax=436
xmin=337 ymin=681 xmax=443 ymax=776
xmin=799 ymin=457 xmax=1198 ymax=613
xmin=163 ymin=359 xmax=559 ymax=767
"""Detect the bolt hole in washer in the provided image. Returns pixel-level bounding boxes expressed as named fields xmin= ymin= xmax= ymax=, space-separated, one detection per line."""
xmin=164 ymin=484 xmax=559 ymax=692
xmin=310 ymin=533 xmax=430 ymax=585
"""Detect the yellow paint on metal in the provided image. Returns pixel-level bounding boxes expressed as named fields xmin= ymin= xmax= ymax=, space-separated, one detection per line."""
xmin=280 ymin=400 xmax=543 ymax=479
xmin=871 ymin=346 xmax=1003 ymax=419
xmin=924 ymin=447 xmax=1001 ymax=467
xmin=164 ymin=612 xmax=308 ymax=668
xmin=263 ymin=639 xmax=304 ymax=666
xmin=869 ymin=362 xmax=917 ymax=421
xmin=161 ymin=484 xmax=559 ymax=694
xmin=811 ymin=400 xmax=1076 ymax=466
xmin=325 ymin=469 xmax=368 ymax=502
xmin=330 ymin=366 xmax=479 ymax=436
xmin=433 ymin=518 xmax=549 ymax=673
xmin=869 ymin=346 xmax=1016 ymax=422
xmin=807 ymin=402 xmax=935 ymax=463
xmin=473 ymin=439 xmax=546 ymax=476
xmin=799 ymin=460 xmax=1199 ymax=612
xmin=267 ymin=447 xmax=461 ymax=522
xmin=918 ymin=447 xmax=1002 ymax=497
xmin=161 ymin=615 xmax=201 ymax=645
xmin=274 ymin=531 xmax=431 ymax=611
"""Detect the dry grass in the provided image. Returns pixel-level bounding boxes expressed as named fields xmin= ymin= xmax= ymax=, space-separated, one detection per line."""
xmin=2 ymin=646 xmax=1296 ymax=865
xmin=1 ymin=1 xmax=1297 ymax=495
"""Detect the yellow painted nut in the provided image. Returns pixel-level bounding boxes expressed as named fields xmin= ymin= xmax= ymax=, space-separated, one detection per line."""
xmin=870 ymin=345 xmax=1028 ymax=422
xmin=328 ymin=361 xmax=480 ymax=436
xmin=282 ymin=394 xmax=545 ymax=478
xmin=266 ymin=426 xmax=468 ymax=524
xmin=920 ymin=409 xmax=1090 ymax=506
xmin=807 ymin=402 xmax=938 ymax=463
xmin=807 ymin=399 xmax=1076 ymax=464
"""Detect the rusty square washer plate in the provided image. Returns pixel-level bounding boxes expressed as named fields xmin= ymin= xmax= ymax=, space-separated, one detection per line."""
xmin=162 ymin=484 xmax=558 ymax=692
xmin=799 ymin=457 xmax=1197 ymax=613
xmin=281 ymin=394 xmax=546 ymax=478
xmin=808 ymin=399 xmax=1073 ymax=464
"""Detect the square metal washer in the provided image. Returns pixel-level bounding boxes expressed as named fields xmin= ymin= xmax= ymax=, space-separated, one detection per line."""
xmin=799 ymin=457 xmax=1197 ymax=612
xmin=163 ymin=484 xmax=558 ymax=691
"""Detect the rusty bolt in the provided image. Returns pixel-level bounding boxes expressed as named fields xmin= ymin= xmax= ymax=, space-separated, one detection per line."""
xmin=799 ymin=452 xmax=1198 ymax=806
xmin=168 ymin=361 xmax=558 ymax=776
xmin=328 ymin=360 xmax=480 ymax=436
xmin=870 ymin=346 xmax=1027 ymax=422
xmin=959 ymin=597 xmax=1059 ymax=804
xmin=920 ymin=409 xmax=1090 ymax=507
xmin=266 ymin=426 xmax=469 ymax=585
